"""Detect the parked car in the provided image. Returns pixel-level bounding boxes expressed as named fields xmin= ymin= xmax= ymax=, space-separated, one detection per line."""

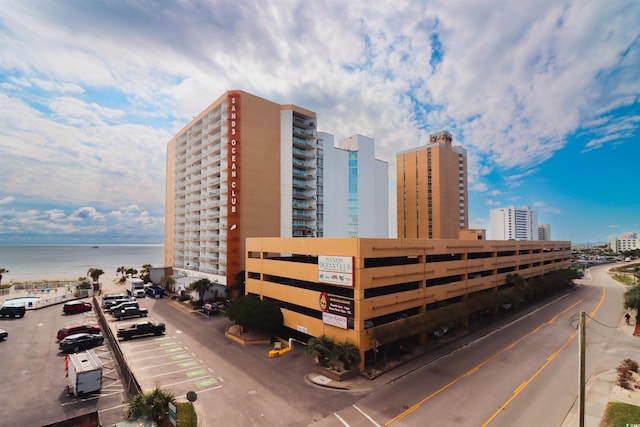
xmin=0 ymin=305 xmax=25 ymax=318
xmin=109 ymin=301 xmax=139 ymax=315
xmin=102 ymin=295 xmax=135 ymax=310
xmin=201 ymin=303 xmax=220 ymax=315
xmin=59 ymin=333 xmax=104 ymax=353
xmin=63 ymin=301 xmax=92 ymax=315
xmin=57 ymin=324 xmax=101 ymax=341
xmin=117 ymin=321 xmax=166 ymax=340
xmin=0 ymin=328 xmax=7 ymax=341
xmin=113 ymin=307 xmax=148 ymax=320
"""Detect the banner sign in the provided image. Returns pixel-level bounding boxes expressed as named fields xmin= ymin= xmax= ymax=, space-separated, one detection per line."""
xmin=322 ymin=312 xmax=347 ymax=329
xmin=318 ymin=255 xmax=353 ymax=286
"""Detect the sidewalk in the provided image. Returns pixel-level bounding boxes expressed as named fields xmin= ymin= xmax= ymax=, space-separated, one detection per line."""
xmin=560 ymin=316 xmax=640 ymax=427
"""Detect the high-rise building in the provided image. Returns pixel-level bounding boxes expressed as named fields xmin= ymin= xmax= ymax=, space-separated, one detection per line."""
xmin=396 ymin=131 xmax=468 ymax=239
xmin=165 ymin=90 xmax=318 ymax=286
xmin=490 ymin=205 xmax=539 ymax=240
xmin=538 ymin=224 xmax=551 ymax=240
xmin=320 ymin=133 xmax=389 ymax=238
xmin=165 ymin=90 xmax=388 ymax=286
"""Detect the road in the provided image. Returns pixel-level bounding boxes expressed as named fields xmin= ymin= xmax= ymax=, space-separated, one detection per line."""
xmin=309 ymin=263 xmax=633 ymax=426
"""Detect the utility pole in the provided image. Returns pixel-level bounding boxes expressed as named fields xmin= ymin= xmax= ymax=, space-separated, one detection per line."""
xmin=579 ymin=310 xmax=586 ymax=427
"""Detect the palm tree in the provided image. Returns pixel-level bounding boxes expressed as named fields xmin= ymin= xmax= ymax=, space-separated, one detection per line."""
xmin=306 ymin=335 xmax=333 ymax=367
xmin=126 ymin=267 xmax=138 ymax=278
xmin=125 ymin=387 xmax=175 ymax=425
xmin=87 ymin=267 xmax=104 ymax=292
xmin=160 ymin=275 xmax=176 ymax=293
xmin=0 ymin=268 xmax=7 ymax=287
xmin=189 ymin=278 xmax=212 ymax=302
xmin=117 ymin=266 xmax=126 ymax=281
xmin=140 ymin=264 xmax=152 ymax=283
xmin=87 ymin=267 xmax=104 ymax=284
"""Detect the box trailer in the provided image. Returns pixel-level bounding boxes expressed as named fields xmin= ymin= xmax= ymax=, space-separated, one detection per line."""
xmin=126 ymin=278 xmax=146 ymax=298
xmin=66 ymin=350 xmax=103 ymax=397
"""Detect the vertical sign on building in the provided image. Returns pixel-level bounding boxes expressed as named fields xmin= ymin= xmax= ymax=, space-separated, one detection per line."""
xmin=227 ymin=92 xmax=241 ymax=286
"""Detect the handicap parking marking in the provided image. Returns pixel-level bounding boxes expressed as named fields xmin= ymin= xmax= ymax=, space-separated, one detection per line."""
xmin=186 ymin=368 xmax=208 ymax=377
xmin=171 ymin=353 xmax=191 ymax=361
xmin=195 ymin=377 xmax=219 ymax=388
xmin=178 ymin=361 xmax=199 ymax=369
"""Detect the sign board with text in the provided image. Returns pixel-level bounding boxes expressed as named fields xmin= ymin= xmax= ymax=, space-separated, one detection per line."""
xmin=318 ymin=256 xmax=353 ymax=286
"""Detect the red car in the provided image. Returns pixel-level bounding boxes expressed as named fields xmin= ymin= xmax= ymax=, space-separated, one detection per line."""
xmin=62 ymin=301 xmax=92 ymax=315
xmin=57 ymin=324 xmax=101 ymax=340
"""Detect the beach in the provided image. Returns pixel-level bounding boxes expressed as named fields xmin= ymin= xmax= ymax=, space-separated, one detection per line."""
xmin=0 ymin=244 xmax=164 ymax=286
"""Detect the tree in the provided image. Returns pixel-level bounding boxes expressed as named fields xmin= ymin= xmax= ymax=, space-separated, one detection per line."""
xmin=225 ymin=295 xmax=283 ymax=334
xmin=0 ymin=268 xmax=7 ymax=287
xmin=189 ymin=278 xmax=212 ymax=302
xmin=125 ymin=387 xmax=175 ymax=426
xmin=161 ymin=275 xmax=176 ymax=293
xmin=228 ymin=270 xmax=246 ymax=298
xmin=117 ymin=266 xmax=126 ymax=281
xmin=305 ymin=335 xmax=333 ymax=367
xmin=330 ymin=340 xmax=361 ymax=371
xmin=87 ymin=267 xmax=104 ymax=284
xmin=126 ymin=267 xmax=138 ymax=278
xmin=140 ymin=264 xmax=152 ymax=283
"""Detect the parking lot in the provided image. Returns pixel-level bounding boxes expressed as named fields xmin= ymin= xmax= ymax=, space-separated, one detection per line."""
xmin=0 ymin=297 xmax=129 ymax=426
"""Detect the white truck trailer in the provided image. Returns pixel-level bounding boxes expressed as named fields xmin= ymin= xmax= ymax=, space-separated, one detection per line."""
xmin=66 ymin=350 xmax=103 ymax=397
xmin=126 ymin=277 xmax=145 ymax=298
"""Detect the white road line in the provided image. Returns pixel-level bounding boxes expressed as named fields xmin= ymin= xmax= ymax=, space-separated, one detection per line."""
xmin=147 ymin=367 xmax=207 ymax=379
xmin=156 ymin=375 xmax=212 ymax=388
xmin=135 ymin=358 xmax=196 ymax=370
xmin=334 ymin=413 xmax=350 ymax=426
xmin=353 ymin=404 xmax=382 ymax=427
xmin=174 ymin=385 xmax=223 ymax=398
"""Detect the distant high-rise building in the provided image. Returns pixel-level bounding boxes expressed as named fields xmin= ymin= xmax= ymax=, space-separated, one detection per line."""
xmin=490 ymin=205 xmax=539 ymax=240
xmin=538 ymin=224 xmax=551 ymax=240
xmin=396 ymin=131 xmax=468 ymax=239
xmin=320 ymin=133 xmax=388 ymax=238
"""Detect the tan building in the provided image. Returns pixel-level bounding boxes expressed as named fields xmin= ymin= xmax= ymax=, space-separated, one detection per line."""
xmin=397 ymin=131 xmax=468 ymax=239
xmin=165 ymin=90 xmax=317 ymax=286
xmin=246 ymin=237 xmax=572 ymax=372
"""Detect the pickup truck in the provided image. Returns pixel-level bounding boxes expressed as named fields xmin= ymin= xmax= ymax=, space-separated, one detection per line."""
xmin=117 ymin=321 xmax=165 ymax=340
xmin=113 ymin=306 xmax=149 ymax=320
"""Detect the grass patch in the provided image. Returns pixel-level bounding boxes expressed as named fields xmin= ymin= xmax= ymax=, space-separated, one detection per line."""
xmin=600 ymin=401 xmax=640 ymax=427
xmin=176 ymin=401 xmax=197 ymax=427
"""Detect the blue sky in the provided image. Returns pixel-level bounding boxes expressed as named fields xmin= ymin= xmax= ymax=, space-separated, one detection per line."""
xmin=0 ymin=0 xmax=638 ymax=245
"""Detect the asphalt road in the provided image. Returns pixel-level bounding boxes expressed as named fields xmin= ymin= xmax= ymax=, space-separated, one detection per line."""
xmin=309 ymin=262 xmax=635 ymax=426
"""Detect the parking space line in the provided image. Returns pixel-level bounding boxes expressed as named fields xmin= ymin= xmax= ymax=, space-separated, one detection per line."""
xmin=148 ymin=367 xmax=208 ymax=379
xmin=136 ymin=358 xmax=195 ymax=370
xmin=160 ymin=375 xmax=212 ymax=388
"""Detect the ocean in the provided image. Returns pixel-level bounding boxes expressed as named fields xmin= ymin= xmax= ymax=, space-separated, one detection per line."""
xmin=0 ymin=245 xmax=164 ymax=283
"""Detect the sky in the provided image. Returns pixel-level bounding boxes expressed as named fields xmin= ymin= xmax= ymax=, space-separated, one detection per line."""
xmin=0 ymin=0 xmax=639 ymax=246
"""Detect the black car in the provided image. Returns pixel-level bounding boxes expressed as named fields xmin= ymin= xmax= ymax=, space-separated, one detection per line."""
xmin=113 ymin=307 xmax=148 ymax=320
xmin=0 ymin=328 xmax=7 ymax=341
xmin=58 ymin=332 xmax=104 ymax=353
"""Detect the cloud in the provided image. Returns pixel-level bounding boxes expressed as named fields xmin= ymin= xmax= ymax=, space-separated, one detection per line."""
xmin=0 ymin=197 xmax=15 ymax=205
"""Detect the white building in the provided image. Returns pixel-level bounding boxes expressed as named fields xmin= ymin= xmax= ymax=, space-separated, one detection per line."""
xmin=609 ymin=232 xmax=640 ymax=252
xmin=320 ymin=133 xmax=389 ymax=238
xmin=490 ymin=205 xmax=539 ymax=240
xmin=538 ymin=224 xmax=551 ymax=240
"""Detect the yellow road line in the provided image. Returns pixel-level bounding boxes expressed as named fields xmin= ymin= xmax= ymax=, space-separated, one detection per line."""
xmin=384 ymin=295 xmax=593 ymax=426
